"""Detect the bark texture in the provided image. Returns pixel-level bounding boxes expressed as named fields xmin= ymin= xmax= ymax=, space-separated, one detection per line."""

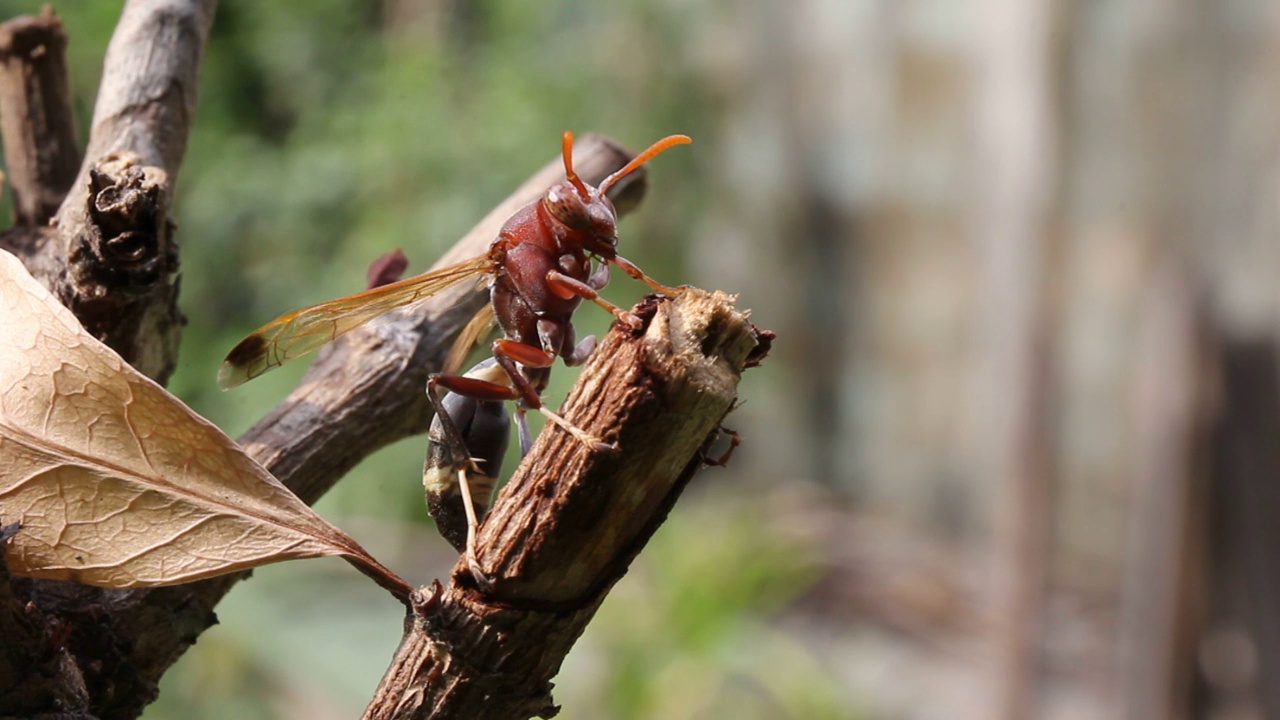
xmin=0 ymin=0 xmax=215 ymax=384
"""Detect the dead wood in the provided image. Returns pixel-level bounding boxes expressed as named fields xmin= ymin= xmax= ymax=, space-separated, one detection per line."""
xmin=364 ymin=288 xmax=765 ymax=720
xmin=0 ymin=7 xmax=79 ymax=228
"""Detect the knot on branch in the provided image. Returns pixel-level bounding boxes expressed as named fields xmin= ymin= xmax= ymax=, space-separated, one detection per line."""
xmin=74 ymin=156 xmax=171 ymax=289
xmin=54 ymin=152 xmax=182 ymax=381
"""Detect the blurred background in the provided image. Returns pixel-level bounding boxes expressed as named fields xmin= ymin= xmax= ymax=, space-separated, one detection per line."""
xmin=2 ymin=0 xmax=1278 ymax=718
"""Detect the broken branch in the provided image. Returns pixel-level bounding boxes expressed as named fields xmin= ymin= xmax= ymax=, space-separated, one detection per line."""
xmin=364 ymin=289 xmax=766 ymax=720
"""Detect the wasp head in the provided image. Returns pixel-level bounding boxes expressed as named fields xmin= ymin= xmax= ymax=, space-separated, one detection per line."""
xmin=544 ymin=181 xmax=618 ymax=250
xmin=546 ymin=130 xmax=691 ymax=256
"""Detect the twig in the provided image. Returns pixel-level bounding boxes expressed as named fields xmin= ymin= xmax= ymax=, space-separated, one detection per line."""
xmin=364 ymin=289 xmax=765 ymax=720
xmin=0 ymin=7 xmax=80 ymax=228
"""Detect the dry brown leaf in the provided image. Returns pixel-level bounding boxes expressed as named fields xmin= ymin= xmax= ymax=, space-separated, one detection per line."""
xmin=0 ymin=250 xmax=411 ymax=603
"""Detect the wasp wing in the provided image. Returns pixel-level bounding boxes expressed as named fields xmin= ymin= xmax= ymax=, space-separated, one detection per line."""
xmin=219 ymin=252 xmax=497 ymax=389
xmin=441 ymin=303 xmax=497 ymax=377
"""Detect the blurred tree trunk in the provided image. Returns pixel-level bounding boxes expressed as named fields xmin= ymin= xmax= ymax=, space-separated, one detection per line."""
xmin=1118 ymin=262 xmax=1211 ymax=720
xmin=1193 ymin=0 xmax=1280 ymax=714
xmin=1212 ymin=340 xmax=1280 ymax=719
xmin=1116 ymin=0 xmax=1280 ymax=718
xmin=971 ymin=0 xmax=1062 ymax=717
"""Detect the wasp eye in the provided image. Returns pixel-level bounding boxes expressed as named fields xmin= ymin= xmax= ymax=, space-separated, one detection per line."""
xmin=586 ymin=204 xmax=617 ymax=239
xmin=546 ymin=183 xmax=591 ymax=230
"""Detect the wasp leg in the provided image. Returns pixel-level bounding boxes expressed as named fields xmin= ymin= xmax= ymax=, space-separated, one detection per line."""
xmin=514 ymin=407 xmax=533 ymax=457
xmin=546 ymin=270 xmax=640 ymax=328
xmin=610 ymin=254 xmax=683 ymax=296
xmin=490 ymin=339 xmax=615 ymax=452
xmin=699 ymin=426 xmax=742 ymax=467
xmin=587 ymin=259 xmax=610 ymax=290
xmin=552 ymin=318 xmax=596 ymax=369
xmin=426 ymin=374 xmax=502 ymax=474
xmin=563 ymin=334 xmax=596 ymax=367
xmin=455 ymin=467 xmax=496 ymax=592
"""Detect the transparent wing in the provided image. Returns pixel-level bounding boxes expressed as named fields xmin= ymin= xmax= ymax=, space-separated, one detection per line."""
xmin=441 ymin=303 xmax=497 ymax=377
xmin=219 ymin=252 xmax=497 ymax=389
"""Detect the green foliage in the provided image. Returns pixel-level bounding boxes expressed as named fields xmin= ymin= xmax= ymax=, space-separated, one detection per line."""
xmin=558 ymin=496 xmax=849 ymax=720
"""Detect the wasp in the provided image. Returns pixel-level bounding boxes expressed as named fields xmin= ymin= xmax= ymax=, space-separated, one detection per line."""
xmin=220 ymin=131 xmax=690 ymax=579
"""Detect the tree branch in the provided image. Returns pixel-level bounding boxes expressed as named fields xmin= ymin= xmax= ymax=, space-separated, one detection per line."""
xmin=0 ymin=7 xmax=80 ymax=229
xmin=364 ymin=289 xmax=767 ymax=720
xmin=17 ymin=0 xmax=215 ymax=384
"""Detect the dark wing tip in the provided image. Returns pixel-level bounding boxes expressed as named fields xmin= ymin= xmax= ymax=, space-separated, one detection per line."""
xmin=218 ymin=333 xmax=269 ymax=389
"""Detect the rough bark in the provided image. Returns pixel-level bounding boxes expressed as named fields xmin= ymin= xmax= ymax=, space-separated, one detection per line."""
xmin=0 ymin=526 xmax=92 ymax=720
xmin=364 ymin=289 xmax=765 ymax=720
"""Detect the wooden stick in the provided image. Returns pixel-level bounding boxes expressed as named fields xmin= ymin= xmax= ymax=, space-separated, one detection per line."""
xmin=364 ymin=289 xmax=766 ymax=720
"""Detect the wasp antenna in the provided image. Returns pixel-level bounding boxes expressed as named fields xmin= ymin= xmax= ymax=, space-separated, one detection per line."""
xmin=562 ymin=130 xmax=591 ymax=201
xmin=599 ymin=134 xmax=692 ymax=195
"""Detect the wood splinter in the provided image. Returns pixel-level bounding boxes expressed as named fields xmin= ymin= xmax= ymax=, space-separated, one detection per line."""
xmin=366 ymin=287 xmax=770 ymax=720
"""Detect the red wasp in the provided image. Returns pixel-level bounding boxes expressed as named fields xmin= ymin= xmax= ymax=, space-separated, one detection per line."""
xmin=220 ymin=131 xmax=690 ymax=578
